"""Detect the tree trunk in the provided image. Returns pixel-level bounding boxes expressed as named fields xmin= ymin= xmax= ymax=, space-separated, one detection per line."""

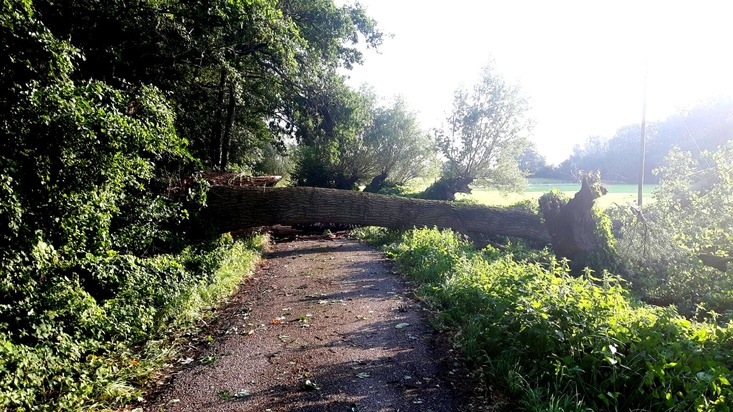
xmin=334 ymin=173 xmax=359 ymax=190
xmin=204 ymin=186 xmax=551 ymax=244
xmin=200 ymin=175 xmax=616 ymax=264
xmin=698 ymin=254 xmax=733 ymax=272
xmin=364 ymin=172 xmax=388 ymax=193
xmin=220 ymin=81 xmax=236 ymax=171
xmin=210 ymin=68 xmax=227 ymax=169
xmin=420 ymin=177 xmax=474 ymax=201
xmin=539 ymin=171 xmax=614 ymax=269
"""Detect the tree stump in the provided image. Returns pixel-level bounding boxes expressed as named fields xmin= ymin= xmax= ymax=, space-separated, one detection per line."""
xmin=539 ymin=171 xmax=615 ymax=271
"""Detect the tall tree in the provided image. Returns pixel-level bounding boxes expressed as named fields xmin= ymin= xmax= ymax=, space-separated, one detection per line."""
xmin=34 ymin=0 xmax=383 ymax=171
xmin=517 ymin=142 xmax=548 ymax=176
xmin=429 ymin=61 xmax=533 ymax=200
xmin=289 ymin=76 xmax=375 ymax=189
xmin=363 ymin=96 xmax=438 ymax=192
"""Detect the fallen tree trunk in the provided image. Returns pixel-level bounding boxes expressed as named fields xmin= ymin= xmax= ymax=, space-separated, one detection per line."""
xmin=204 ymin=186 xmax=552 ymax=244
xmin=538 ymin=171 xmax=616 ymax=270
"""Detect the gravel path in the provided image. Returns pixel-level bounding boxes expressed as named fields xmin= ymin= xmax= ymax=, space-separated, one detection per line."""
xmin=148 ymin=238 xmax=467 ymax=411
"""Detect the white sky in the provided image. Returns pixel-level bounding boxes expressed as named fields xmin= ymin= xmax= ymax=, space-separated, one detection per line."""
xmin=341 ymin=0 xmax=733 ymax=164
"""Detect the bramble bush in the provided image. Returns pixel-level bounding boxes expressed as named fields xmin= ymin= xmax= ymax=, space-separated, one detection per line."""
xmin=358 ymin=227 xmax=733 ymax=411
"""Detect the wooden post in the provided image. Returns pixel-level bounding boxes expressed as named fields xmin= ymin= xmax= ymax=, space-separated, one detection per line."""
xmin=638 ymin=64 xmax=648 ymax=208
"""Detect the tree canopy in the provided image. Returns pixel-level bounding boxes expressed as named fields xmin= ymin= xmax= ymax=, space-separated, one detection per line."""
xmin=30 ymin=0 xmax=384 ymax=172
xmin=362 ymin=96 xmax=439 ymax=191
xmin=425 ymin=61 xmax=533 ymax=200
xmin=0 ymin=1 xmax=386 ymax=408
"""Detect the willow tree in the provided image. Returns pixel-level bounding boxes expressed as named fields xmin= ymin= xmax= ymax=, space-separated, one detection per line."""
xmin=288 ymin=78 xmax=376 ymax=189
xmin=427 ymin=61 xmax=533 ymax=200
xmin=363 ymin=96 xmax=439 ymax=192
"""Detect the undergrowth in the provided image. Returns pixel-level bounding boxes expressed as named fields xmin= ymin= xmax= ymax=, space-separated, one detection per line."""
xmin=0 ymin=233 xmax=264 ymax=411
xmin=354 ymin=226 xmax=733 ymax=411
xmin=609 ymin=143 xmax=733 ymax=320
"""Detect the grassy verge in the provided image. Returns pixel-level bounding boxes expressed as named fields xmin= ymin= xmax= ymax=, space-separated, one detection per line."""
xmin=464 ymin=184 xmax=658 ymax=209
xmin=354 ymin=227 xmax=733 ymax=411
xmin=0 ymin=234 xmax=264 ymax=411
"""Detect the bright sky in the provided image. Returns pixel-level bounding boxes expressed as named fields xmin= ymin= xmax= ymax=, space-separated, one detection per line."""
xmin=341 ymin=0 xmax=733 ymax=164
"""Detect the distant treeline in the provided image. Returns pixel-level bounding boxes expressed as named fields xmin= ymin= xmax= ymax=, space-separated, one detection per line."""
xmin=532 ymin=98 xmax=733 ymax=183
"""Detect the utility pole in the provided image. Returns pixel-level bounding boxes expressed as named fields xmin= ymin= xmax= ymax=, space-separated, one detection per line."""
xmin=638 ymin=64 xmax=648 ymax=208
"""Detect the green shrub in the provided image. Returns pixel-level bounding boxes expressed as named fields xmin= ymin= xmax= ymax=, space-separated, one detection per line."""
xmin=0 ymin=4 xmax=265 ymax=409
xmin=612 ymin=142 xmax=733 ymax=318
xmin=383 ymin=227 xmax=733 ymax=411
xmin=0 ymin=234 xmax=261 ymax=410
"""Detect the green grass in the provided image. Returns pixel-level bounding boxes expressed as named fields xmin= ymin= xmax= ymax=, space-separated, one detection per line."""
xmin=463 ymin=183 xmax=658 ymax=209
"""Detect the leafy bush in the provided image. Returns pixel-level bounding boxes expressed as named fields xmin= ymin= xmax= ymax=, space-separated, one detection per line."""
xmin=380 ymin=227 xmax=733 ymax=411
xmin=612 ymin=142 xmax=733 ymax=318
xmin=0 ymin=234 xmax=262 ymax=410
xmin=0 ymin=4 xmax=265 ymax=409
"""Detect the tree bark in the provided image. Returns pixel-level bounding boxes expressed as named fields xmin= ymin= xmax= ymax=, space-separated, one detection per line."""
xmin=210 ymin=68 xmax=227 ymax=168
xmin=204 ymin=186 xmax=551 ymax=244
xmin=539 ymin=171 xmax=613 ymax=269
xmin=220 ymin=81 xmax=236 ymax=171
xmin=364 ymin=172 xmax=388 ymax=193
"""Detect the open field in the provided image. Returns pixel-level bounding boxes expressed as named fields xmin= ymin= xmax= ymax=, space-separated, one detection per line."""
xmin=461 ymin=182 xmax=658 ymax=209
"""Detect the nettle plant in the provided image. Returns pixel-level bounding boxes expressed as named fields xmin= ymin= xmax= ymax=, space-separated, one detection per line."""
xmin=383 ymin=227 xmax=733 ymax=411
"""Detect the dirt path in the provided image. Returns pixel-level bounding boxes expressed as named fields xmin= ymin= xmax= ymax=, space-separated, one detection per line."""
xmin=148 ymin=238 xmax=468 ymax=411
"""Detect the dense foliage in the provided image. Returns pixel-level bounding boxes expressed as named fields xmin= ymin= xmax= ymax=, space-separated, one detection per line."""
xmin=362 ymin=96 xmax=439 ymax=192
xmin=28 ymin=0 xmax=383 ymax=173
xmin=0 ymin=0 xmax=383 ymax=409
xmin=0 ymin=230 xmax=263 ymax=410
xmin=290 ymin=79 xmax=376 ymax=188
xmin=357 ymin=227 xmax=733 ymax=411
xmin=290 ymin=87 xmax=439 ymax=191
xmin=612 ymin=141 xmax=733 ymax=318
xmin=428 ymin=60 xmax=532 ymax=200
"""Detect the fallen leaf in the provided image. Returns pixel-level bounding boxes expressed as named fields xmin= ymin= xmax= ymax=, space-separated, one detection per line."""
xmin=233 ymin=389 xmax=252 ymax=399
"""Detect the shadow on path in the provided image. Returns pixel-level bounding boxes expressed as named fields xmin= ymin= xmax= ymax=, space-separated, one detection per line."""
xmin=147 ymin=238 xmax=467 ymax=412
